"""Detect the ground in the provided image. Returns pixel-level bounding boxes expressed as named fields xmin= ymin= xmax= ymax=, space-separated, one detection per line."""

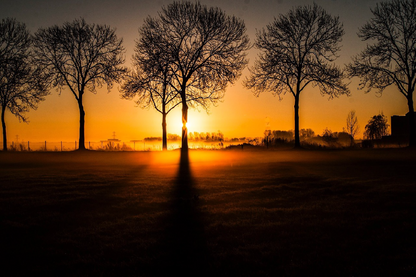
xmin=1 ymin=148 xmax=416 ymax=276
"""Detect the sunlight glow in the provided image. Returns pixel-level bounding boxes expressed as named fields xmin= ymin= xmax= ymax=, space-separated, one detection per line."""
xmin=184 ymin=120 xmax=191 ymax=130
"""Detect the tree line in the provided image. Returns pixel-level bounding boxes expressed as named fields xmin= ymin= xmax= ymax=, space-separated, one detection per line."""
xmin=264 ymin=111 xmax=390 ymax=148
xmin=145 ymin=131 xmax=224 ymax=142
xmin=1 ymin=0 xmax=415 ymax=151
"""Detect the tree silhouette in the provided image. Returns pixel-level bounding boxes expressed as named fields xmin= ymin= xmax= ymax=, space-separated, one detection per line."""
xmin=121 ymin=19 xmax=181 ymax=151
xmin=245 ymin=4 xmax=350 ymax=148
xmin=346 ymin=110 xmax=360 ymax=146
xmin=348 ymin=0 xmax=416 ymax=147
xmin=0 ymin=18 xmax=48 ymax=151
xmin=322 ymin=128 xmax=337 ymax=145
xmin=147 ymin=1 xmax=250 ymax=150
xmin=33 ymin=18 xmax=126 ymax=150
xmin=364 ymin=113 xmax=389 ymax=140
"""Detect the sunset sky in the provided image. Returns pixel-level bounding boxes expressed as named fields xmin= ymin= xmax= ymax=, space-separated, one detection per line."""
xmin=1 ymin=0 xmax=411 ymax=143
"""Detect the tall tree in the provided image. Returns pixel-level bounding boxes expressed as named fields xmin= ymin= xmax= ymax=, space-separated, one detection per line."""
xmin=245 ymin=4 xmax=350 ymax=148
xmin=346 ymin=110 xmax=360 ymax=145
xmin=0 ymin=18 xmax=48 ymax=151
xmin=33 ymin=18 xmax=126 ymax=150
xmin=121 ymin=25 xmax=180 ymax=151
xmin=148 ymin=1 xmax=250 ymax=150
xmin=364 ymin=113 xmax=389 ymax=140
xmin=347 ymin=0 xmax=416 ymax=147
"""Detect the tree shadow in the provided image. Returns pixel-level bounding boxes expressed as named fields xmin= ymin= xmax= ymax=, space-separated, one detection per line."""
xmin=156 ymin=149 xmax=211 ymax=276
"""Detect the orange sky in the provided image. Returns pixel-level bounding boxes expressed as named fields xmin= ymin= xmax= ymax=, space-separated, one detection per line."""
xmin=1 ymin=0 xmax=412 ymax=143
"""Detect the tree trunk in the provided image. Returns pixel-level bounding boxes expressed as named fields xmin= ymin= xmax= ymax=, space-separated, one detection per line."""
xmin=1 ymin=106 xmax=7 ymax=151
xmin=294 ymin=94 xmax=301 ymax=148
xmin=181 ymin=102 xmax=189 ymax=151
xmin=162 ymin=112 xmax=167 ymax=151
xmin=408 ymin=95 xmax=416 ymax=148
xmin=78 ymin=97 xmax=86 ymax=151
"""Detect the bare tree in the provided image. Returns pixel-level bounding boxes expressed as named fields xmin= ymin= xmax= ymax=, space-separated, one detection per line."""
xmin=245 ymin=4 xmax=350 ymax=148
xmin=364 ymin=113 xmax=389 ymax=140
xmin=348 ymin=0 xmax=416 ymax=147
xmin=121 ymin=24 xmax=180 ymax=151
xmin=33 ymin=18 xmax=126 ymax=150
xmin=0 ymin=18 xmax=48 ymax=151
xmin=147 ymin=1 xmax=250 ymax=151
xmin=346 ymin=110 xmax=360 ymax=146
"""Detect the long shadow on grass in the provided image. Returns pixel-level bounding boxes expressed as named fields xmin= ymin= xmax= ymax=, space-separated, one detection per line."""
xmin=156 ymin=149 xmax=210 ymax=276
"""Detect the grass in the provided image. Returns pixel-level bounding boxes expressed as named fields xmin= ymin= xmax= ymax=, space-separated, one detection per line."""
xmin=1 ymin=148 xmax=416 ymax=276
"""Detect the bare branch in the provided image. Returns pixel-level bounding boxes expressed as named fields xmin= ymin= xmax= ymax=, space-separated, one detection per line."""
xmin=347 ymin=0 xmax=416 ymax=146
xmin=244 ymin=4 xmax=349 ymax=147
xmin=32 ymin=18 xmax=127 ymax=150
xmin=0 ymin=18 xmax=49 ymax=150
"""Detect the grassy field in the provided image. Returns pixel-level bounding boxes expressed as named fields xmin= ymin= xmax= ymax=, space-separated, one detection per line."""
xmin=1 ymin=148 xmax=416 ymax=276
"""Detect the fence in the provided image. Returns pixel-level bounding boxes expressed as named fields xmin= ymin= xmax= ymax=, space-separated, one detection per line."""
xmin=2 ymin=140 xmax=241 ymax=152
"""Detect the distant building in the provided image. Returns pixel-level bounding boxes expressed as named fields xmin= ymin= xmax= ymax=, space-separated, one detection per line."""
xmin=390 ymin=112 xmax=416 ymax=143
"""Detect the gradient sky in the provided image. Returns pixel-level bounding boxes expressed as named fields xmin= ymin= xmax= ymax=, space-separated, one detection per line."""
xmin=1 ymin=0 xmax=411 ymax=143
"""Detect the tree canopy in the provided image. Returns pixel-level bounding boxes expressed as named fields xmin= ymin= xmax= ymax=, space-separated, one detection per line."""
xmin=364 ymin=113 xmax=389 ymax=140
xmin=145 ymin=1 xmax=250 ymax=150
xmin=0 ymin=18 xmax=48 ymax=151
xmin=245 ymin=3 xmax=349 ymax=148
xmin=33 ymin=18 xmax=126 ymax=150
xmin=348 ymin=0 xmax=416 ymax=147
xmin=121 ymin=23 xmax=180 ymax=150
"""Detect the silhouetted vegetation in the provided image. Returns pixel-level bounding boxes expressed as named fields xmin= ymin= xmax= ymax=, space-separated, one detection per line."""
xmin=262 ymin=128 xmax=354 ymax=149
xmin=245 ymin=4 xmax=350 ymax=148
xmin=348 ymin=0 xmax=416 ymax=147
xmin=1 ymin=1 xmax=415 ymax=151
xmin=0 ymin=18 xmax=48 ymax=151
xmin=120 ymin=18 xmax=181 ymax=151
xmin=188 ymin=131 xmax=224 ymax=142
xmin=33 ymin=18 xmax=126 ymax=150
xmin=364 ymin=113 xmax=390 ymax=140
xmin=346 ymin=110 xmax=360 ymax=146
xmin=145 ymin=131 xmax=225 ymax=144
xmin=143 ymin=2 xmax=250 ymax=150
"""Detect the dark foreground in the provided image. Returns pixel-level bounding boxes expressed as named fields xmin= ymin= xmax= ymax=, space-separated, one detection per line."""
xmin=1 ymin=149 xmax=415 ymax=276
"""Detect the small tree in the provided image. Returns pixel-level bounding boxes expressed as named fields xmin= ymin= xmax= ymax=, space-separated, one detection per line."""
xmin=245 ymin=4 xmax=350 ymax=148
xmin=0 ymin=18 xmax=48 ymax=151
xmin=347 ymin=0 xmax=416 ymax=147
xmin=148 ymin=1 xmax=250 ymax=151
xmin=121 ymin=17 xmax=181 ymax=151
xmin=264 ymin=129 xmax=272 ymax=148
xmin=364 ymin=113 xmax=389 ymax=140
xmin=346 ymin=110 xmax=360 ymax=146
xmin=33 ymin=18 xmax=126 ymax=150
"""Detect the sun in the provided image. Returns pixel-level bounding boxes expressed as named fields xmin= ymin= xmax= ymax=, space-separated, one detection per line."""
xmin=169 ymin=112 xmax=193 ymax=134
xmin=178 ymin=119 xmax=192 ymax=131
xmin=185 ymin=119 xmax=192 ymax=130
xmin=168 ymin=109 xmax=209 ymax=135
